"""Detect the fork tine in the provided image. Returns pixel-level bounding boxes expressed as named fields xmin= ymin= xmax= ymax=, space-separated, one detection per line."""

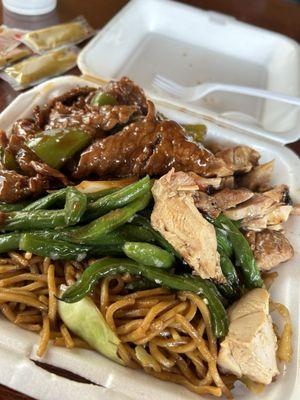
xmin=152 ymin=75 xmax=184 ymax=96
xmin=155 ymin=75 xmax=184 ymax=92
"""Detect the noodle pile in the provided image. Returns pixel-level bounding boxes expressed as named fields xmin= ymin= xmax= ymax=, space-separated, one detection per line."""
xmin=0 ymin=252 xmax=292 ymax=399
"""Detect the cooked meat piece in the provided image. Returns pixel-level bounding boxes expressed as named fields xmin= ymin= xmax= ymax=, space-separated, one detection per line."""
xmin=263 ymin=184 xmax=292 ymax=205
xmin=45 ymin=102 xmax=139 ymax=136
xmin=188 ymin=172 xmax=222 ymax=191
xmin=212 ymin=188 xmax=254 ymax=210
xmin=241 ymin=216 xmax=268 ymax=232
xmin=216 ymin=146 xmax=260 ymax=174
xmin=237 ymin=160 xmax=274 ymax=191
xmin=151 ymin=169 xmax=225 ymax=282
xmin=0 ymin=169 xmax=46 ymax=203
xmin=218 ymin=288 xmax=279 ymax=384
xmin=0 ymin=130 xmax=8 ymax=148
xmin=193 ymin=191 xmax=220 ymax=218
xmin=223 ymin=194 xmax=275 ymax=221
xmin=73 ymin=101 xmax=231 ymax=179
xmin=220 ymin=175 xmax=235 ymax=189
xmin=266 ymin=205 xmax=293 ymax=226
xmin=11 ymin=119 xmax=40 ymax=139
xmin=104 ymin=76 xmax=147 ymax=113
xmin=7 ymin=134 xmax=69 ymax=186
xmin=245 ymin=229 xmax=293 ymax=270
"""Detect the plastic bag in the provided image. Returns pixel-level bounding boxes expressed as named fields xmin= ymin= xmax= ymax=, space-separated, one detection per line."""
xmin=21 ymin=16 xmax=95 ymax=53
xmin=1 ymin=46 xmax=79 ymax=90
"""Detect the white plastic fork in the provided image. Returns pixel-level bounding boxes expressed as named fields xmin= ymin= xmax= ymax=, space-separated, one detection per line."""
xmin=152 ymin=74 xmax=300 ymax=106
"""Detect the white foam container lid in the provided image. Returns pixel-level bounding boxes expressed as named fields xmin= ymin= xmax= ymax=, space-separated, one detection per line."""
xmin=78 ymin=0 xmax=300 ymax=144
xmin=0 ymin=75 xmax=299 ymax=400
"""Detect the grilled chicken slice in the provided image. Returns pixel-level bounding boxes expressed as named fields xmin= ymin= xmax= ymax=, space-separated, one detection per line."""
xmin=217 ymin=289 xmax=279 ymax=384
xmin=151 ymin=169 xmax=225 ymax=282
xmin=212 ymin=188 xmax=254 ymax=210
xmin=245 ymin=229 xmax=293 ymax=270
xmin=215 ymin=146 xmax=260 ymax=174
xmin=237 ymin=160 xmax=274 ymax=191
xmin=223 ymin=194 xmax=275 ymax=221
xmin=263 ymin=184 xmax=291 ymax=204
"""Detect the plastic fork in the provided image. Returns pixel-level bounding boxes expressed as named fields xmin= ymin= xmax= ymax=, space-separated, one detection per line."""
xmin=152 ymin=74 xmax=300 ymax=106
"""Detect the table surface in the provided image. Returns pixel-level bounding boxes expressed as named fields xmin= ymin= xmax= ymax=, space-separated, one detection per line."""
xmin=0 ymin=0 xmax=299 ymax=399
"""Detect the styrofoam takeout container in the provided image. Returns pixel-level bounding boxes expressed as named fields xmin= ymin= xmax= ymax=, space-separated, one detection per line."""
xmin=0 ymin=74 xmax=299 ymax=400
xmin=78 ymin=0 xmax=300 ymax=144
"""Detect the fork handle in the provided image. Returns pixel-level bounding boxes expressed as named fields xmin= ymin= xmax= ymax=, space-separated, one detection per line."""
xmin=212 ymin=83 xmax=300 ymax=106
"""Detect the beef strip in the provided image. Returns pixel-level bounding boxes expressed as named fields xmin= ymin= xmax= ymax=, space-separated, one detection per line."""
xmin=104 ymin=76 xmax=148 ymax=113
xmin=45 ymin=102 xmax=139 ymax=137
xmin=73 ymin=101 xmax=231 ymax=179
xmin=0 ymin=169 xmax=47 ymax=203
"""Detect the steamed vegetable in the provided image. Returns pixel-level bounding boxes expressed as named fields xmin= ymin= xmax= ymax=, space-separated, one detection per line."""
xmin=61 ymin=258 xmax=229 ymax=338
xmin=64 ymin=187 xmax=87 ymax=226
xmin=91 ymin=92 xmax=117 ymax=106
xmin=123 ymin=241 xmax=175 ymax=269
xmin=26 ymin=128 xmax=91 ymax=169
xmin=215 ymin=214 xmax=263 ymax=289
xmin=86 ymin=176 xmax=151 ymax=220
xmin=218 ymin=252 xmax=240 ymax=298
xmin=58 ymin=292 xmax=123 ymax=364
xmin=183 ymin=124 xmax=207 ymax=143
xmin=19 ymin=233 xmax=90 ymax=261
xmin=64 ymin=192 xmax=151 ymax=245
xmin=0 ymin=232 xmax=21 ymax=253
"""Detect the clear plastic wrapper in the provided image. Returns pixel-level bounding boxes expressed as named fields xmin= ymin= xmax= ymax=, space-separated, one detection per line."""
xmin=0 ymin=25 xmax=24 ymax=54
xmin=21 ymin=16 xmax=95 ymax=53
xmin=0 ymin=46 xmax=79 ymax=90
xmin=0 ymin=44 xmax=32 ymax=70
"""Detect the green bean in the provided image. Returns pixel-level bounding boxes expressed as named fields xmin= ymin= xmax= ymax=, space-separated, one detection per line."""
xmin=132 ymin=215 xmax=181 ymax=259
xmin=85 ymin=188 xmax=118 ymax=202
xmin=0 ymin=232 xmax=21 ymax=253
xmin=1 ymin=209 xmax=66 ymax=231
xmin=23 ymin=189 xmax=67 ymax=211
xmin=216 ymin=227 xmax=233 ymax=258
xmin=218 ymin=252 xmax=240 ymax=299
xmin=61 ymin=258 xmax=228 ymax=338
xmin=64 ymin=187 xmax=87 ymax=226
xmin=64 ymin=193 xmax=151 ymax=245
xmin=216 ymin=214 xmax=263 ymax=289
xmin=125 ymin=277 xmax=157 ymax=291
xmin=85 ymin=176 xmax=151 ymax=220
xmin=117 ymin=224 xmax=155 ymax=243
xmin=123 ymin=242 xmax=175 ymax=269
xmin=0 ymin=201 xmax=30 ymax=212
xmin=19 ymin=233 xmax=90 ymax=261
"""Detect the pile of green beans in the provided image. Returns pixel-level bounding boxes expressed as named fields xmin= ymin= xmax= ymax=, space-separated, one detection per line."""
xmin=0 ymin=175 xmax=237 ymax=339
xmin=61 ymin=258 xmax=228 ymax=338
xmin=209 ymin=214 xmax=263 ymax=291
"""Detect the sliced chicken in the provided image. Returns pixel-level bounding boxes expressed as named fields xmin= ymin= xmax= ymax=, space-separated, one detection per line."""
xmin=237 ymin=160 xmax=274 ymax=191
xmin=266 ymin=205 xmax=293 ymax=226
xmin=188 ymin=172 xmax=222 ymax=191
xmin=217 ymin=288 xmax=279 ymax=385
xmin=263 ymin=184 xmax=291 ymax=204
xmin=216 ymin=146 xmax=260 ymax=174
xmin=245 ymin=229 xmax=294 ymax=271
xmin=193 ymin=191 xmax=220 ymax=218
xmin=212 ymin=188 xmax=254 ymax=210
xmin=223 ymin=194 xmax=275 ymax=221
xmin=151 ymin=169 xmax=225 ymax=282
